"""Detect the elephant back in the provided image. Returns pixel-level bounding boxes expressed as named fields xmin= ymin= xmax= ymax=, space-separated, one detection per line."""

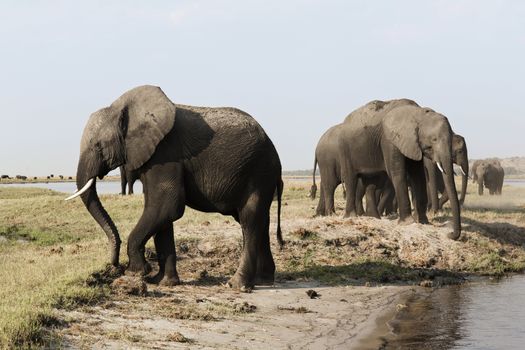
xmin=343 ymin=98 xmax=419 ymax=128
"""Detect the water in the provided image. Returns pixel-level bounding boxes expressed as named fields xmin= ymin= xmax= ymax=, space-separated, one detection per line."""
xmin=504 ymin=179 xmax=525 ymax=188
xmin=0 ymin=180 xmax=142 ymax=194
xmin=386 ymin=275 xmax=525 ymax=349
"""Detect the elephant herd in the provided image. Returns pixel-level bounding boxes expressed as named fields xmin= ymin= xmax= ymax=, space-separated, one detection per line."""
xmin=311 ymin=99 xmax=466 ymax=239
xmin=66 ymin=86 xmax=504 ymax=291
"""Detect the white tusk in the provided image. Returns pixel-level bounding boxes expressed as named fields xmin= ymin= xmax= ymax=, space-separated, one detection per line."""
xmin=460 ymin=167 xmax=467 ymax=176
xmin=65 ymin=178 xmax=94 ymax=201
xmin=437 ymin=162 xmax=444 ymax=174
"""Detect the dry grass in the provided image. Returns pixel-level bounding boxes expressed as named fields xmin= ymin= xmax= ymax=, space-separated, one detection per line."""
xmin=0 ymin=179 xmax=525 ymax=347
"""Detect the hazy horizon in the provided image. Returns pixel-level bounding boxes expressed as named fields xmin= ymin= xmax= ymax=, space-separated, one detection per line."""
xmin=1 ymin=0 xmax=524 ymax=175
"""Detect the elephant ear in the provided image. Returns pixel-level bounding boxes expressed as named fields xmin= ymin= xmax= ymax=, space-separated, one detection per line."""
xmin=383 ymin=106 xmax=423 ymax=161
xmin=113 ymin=85 xmax=177 ymax=170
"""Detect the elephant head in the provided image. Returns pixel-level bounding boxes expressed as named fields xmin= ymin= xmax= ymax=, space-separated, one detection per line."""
xmin=66 ymin=85 xmax=176 ymax=267
xmin=384 ymin=105 xmax=461 ymax=239
xmin=451 ymin=134 xmax=468 ymax=205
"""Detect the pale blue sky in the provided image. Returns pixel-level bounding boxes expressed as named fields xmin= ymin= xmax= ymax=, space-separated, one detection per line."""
xmin=1 ymin=0 xmax=524 ymax=175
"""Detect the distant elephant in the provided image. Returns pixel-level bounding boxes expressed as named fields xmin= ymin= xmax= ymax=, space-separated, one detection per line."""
xmin=119 ymin=165 xmax=141 ymax=195
xmin=310 ymin=124 xmax=344 ymax=215
xmin=473 ymin=159 xmax=504 ymax=195
xmin=425 ymin=134 xmax=469 ymax=212
xmin=310 ymin=106 xmax=400 ymax=217
xmin=337 ymin=99 xmax=461 ymax=239
xmin=66 ymin=85 xmax=283 ymax=290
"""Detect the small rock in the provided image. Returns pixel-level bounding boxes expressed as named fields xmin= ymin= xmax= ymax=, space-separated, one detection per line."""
xmin=396 ymin=303 xmax=408 ymax=311
xmin=202 ymin=221 xmax=211 ymax=226
xmin=167 ymin=332 xmax=191 ymax=343
xmin=306 ymin=289 xmax=320 ymax=299
xmin=179 ymin=242 xmax=189 ymax=253
xmin=234 ymin=301 xmax=257 ymax=313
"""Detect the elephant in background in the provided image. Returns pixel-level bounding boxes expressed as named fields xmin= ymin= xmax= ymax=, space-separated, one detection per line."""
xmin=310 ymin=124 xmax=344 ymax=216
xmin=120 ymin=165 xmax=141 ymax=195
xmin=338 ymin=99 xmax=462 ymax=239
xmin=472 ymin=159 xmax=504 ymax=195
xmin=310 ymin=100 xmax=407 ymax=217
xmin=66 ymin=85 xmax=283 ymax=290
xmin=425 ymin=134 xmax=469 ymax=212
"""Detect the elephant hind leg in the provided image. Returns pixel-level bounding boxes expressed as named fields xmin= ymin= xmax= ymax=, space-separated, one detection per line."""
xmin=319 ymin=181 xmax=338 ymax=216
xmin=229 ymin=190 xmax=274 ymax=290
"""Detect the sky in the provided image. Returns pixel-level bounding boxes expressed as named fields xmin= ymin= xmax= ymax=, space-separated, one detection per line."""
xmin=0 ymin=0 xmax=524 ymax=175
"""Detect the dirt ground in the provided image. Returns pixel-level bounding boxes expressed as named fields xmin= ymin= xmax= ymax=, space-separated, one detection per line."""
xmin=58 ymin=281 xmax=413 ymax=349
xmin=52 ymin=183 xmax=525 ymax=349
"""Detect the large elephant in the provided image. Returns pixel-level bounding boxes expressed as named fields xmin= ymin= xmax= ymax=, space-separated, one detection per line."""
xmin=119 ymin=165 xmax=141 ymax=195
xmin=425 ymin=134 xmax=468 ymax=212
xmin=338 ymin=99 xmax=462 ymax=239
xmin=472 ymin=159 xmax=504 ymax=195
xmin=310 ymin=100 xmax=403 ymax=216
xmin=66 ymin=85 xmax=283 ymax=290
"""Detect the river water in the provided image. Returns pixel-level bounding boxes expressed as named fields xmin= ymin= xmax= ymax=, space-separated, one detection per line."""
xmin=0 ymin=180 xmax=142 ymax=194
xmin=1 ymin=179 xmax=525 ymax=348
xmin=386 ymin=275 xmax=525 ymax=349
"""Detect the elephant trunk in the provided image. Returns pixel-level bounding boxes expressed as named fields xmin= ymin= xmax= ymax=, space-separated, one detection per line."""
xmin=442 ymin=155 xmax=461 ymax=240
xmin=478 ymin=175 xmax=484 ymax=195
xmin=459 ymin=171 xmax=468 ymax=205
xmin=77 ymin=158 xmax=121 ymax=267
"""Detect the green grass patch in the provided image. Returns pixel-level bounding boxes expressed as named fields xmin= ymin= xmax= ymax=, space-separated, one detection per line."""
xmin=279 ymin=258 xmax=464 ymax=286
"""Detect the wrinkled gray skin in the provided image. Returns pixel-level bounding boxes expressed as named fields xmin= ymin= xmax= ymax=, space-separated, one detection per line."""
xmin=74 ymin=85 xmax=283 ymax=290
xmin=119 ymin=165 xmax=141 ymax=195
xmin=425 ymin=134 xmax=469 ymax=212
xmin=337 ymin=99 xmax=461 ymax=239
xmin=472 ymin=159 xmax=504 ymax=195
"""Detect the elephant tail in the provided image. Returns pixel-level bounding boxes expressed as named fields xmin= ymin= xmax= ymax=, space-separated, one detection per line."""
xmin=309 ymin=157 xmax=318 ymax=199
xmin=276 ymin=178 xmax=285 ymax=249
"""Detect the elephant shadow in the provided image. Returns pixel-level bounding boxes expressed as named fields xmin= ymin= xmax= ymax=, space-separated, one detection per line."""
xmin=461 ymin=216 xmax=525 ymax=247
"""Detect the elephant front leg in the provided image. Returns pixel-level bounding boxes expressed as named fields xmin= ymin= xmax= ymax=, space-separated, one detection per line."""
xmin=388 ymin=168 xmax=413 ymax=224
xmin=126 ymin=210 xmax=161 ymax=276
xmin=407 ymin=160 xmax=429 ymax=224
xmin=343 ymin=174 xmax=358 ymax=218
xmin=152 ymin=223 xmax=180 ymax=286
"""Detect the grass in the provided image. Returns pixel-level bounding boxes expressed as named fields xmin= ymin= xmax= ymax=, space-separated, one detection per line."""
xmin=0 ymin=179 xmax=525 ymax=347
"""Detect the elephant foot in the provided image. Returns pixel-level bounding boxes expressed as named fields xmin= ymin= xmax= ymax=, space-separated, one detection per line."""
xmin=254 ymin=273 xmax=275 ymax=286
xmin=417 ymin=215 xmax=430 ymax=225
xmin=125 ymin=261 xmax=152 ymax=277
xmin=159 ymin=275 xmax=181 ymax=287
xmin=227 ymin=272 xmax=254 ymax=292
xmin=398 ymin=216 xmax=415 ymax=225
